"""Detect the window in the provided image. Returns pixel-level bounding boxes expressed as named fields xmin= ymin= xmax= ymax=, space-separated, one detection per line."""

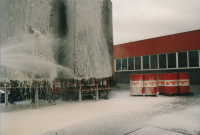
xmin=159 ymin=54 xmax=167 ymax=68
xmin=178 ymin=52 xmax=187 ymax=67
xmin=116 ymin=59 xmax=121 ymax=70
xmin=128 ymin=57 xmax=134 ymax=70
xmin=122 ymin=58 xmax=127 ymax=70
xmin=168 ymin=53 xmax=176 ymax=68
xmin=189 ymin=51 xmax=199 ymax=67
xmin=135 ymin=57 xmax=141 ymax=70
xmin=143 ymin=56 xmax=149 ymax=69
xmin=150 ymin=55 xmax=158 ymax=69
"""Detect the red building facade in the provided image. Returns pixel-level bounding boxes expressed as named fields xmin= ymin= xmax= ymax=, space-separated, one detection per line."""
xmin=114 ymin=30 xmax=200 ymax=84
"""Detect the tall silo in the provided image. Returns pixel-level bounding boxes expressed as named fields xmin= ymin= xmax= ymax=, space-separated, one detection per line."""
xmin=61 ymin=0 xmax=113 ymax=79
xmin=0 ymin=0 xmax=113 ymax=80
xmin=0 ymin=0 xmax=64 ymax=80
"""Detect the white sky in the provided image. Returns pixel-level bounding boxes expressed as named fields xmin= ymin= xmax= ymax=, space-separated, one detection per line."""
xmin=112 ymin=0 xmax=200 ymax=45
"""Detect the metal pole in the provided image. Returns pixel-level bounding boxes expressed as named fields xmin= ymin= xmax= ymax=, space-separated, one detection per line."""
xmin=25 ymin=82 xmax=27 ymax=100
xmin=96 ymin=79 xmax=99 ymax=101
xmin=66 ymin=80 xmax=68 ymax=101
xmin=42 ymin=81 xmax=45 ymax=100
xmin=107 ymin=79 xmax=109 ymax=99
xmin=79 ymin=80 xmax=82 ymax=101
xmin=5 ymin=83 xmax=8 ymax=111
xmin=19 ymin=82 xmax=21 ymax=101
xmin=48 ymin=81 xmax=52 ymax=103
xmin=46 ymin=80 xmax=48 ymax=101
xmin=61 ymin=81 xmax=63 ymax=100
xmin=52 ymin=81 xmax=56 ymax=105
xmin=39 ymin=83 xmax=42 ymax=100
xmin=32 ymin=79 xmax=35 ymax=103
xmin=35 ymin=81 xmax=39 ymax=109
xmin=9 ymin=84 xmax=12 ymax=103
xmin=30 ymin=80 xmax=32 ymax=100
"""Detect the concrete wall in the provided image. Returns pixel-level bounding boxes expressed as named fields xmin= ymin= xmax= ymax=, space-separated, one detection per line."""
xmin=115 ymin=68 xmax=200 ymax=84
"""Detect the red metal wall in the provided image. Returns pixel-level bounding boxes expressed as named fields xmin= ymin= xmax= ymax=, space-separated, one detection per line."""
xmin=114 ymin=30 xmax=200 ymax=59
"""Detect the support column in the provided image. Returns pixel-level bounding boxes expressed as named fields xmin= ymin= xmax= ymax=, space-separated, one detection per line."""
xmin=79 ymin=80 xmax=82 ymax=101
xmin=22 ymin=82 xmax=24 ymax=100
xmin=39 ymin=82 xmax=42 ymax=100
xmin=19 ymin=82 xmax=21 ymax=101
xmin=61 ymin=81 xmax=63 ymax=100
xmin=9 ymin=84 xmax=13 ymax=103
xmin=30 ymin=80 xmax=32 ymax=100
xmin=42 ymin=81 xmax=45 ymax=100
xmin=5 ymin=83 xmax=8 ymax=111
xmin=107 ymin=79 xmax=109 ymax=99
xmin=65 ymin=80 xmax=68 ymax=101
xmin=48 ymin=82 xmax=52 ymax=103
xmin=96 ymin=79 xmax=99 ymax=101
xmin=46 ymin=81 xmax=48 ymax=101
xmin=52 ymin=81 xmax=56 ymax=105
xmin=25 ymin=82 xmax=27 ymax=100
xmin=35 ymin=81 xmax=39 ymax=109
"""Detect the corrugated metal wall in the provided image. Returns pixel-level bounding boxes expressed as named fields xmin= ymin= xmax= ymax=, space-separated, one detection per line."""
xmin=114 ymin=30 xmax=200 ymax=59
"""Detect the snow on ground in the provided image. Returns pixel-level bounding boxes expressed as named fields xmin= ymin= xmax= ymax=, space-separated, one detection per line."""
xmin=1 ymin=84 xmax=200 ymax=135
xmin=128 ymin=126 xmax=183 ymax=135
xmin=146 ymin=106 xmax=200 ymax=135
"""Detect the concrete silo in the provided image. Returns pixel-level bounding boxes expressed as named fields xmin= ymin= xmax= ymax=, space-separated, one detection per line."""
xmin=59 ymin=0 xmax=113 ymax=79
xmin=0 ymin=0 xmax=113 ymax=103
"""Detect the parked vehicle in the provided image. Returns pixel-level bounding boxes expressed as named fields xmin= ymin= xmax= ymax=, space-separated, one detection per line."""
xmin=8 ymin=88 xmax=22 ymax=103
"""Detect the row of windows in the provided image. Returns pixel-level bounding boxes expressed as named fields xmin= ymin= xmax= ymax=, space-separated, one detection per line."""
xmin=115 ymin=50 xmax=200 ymax=71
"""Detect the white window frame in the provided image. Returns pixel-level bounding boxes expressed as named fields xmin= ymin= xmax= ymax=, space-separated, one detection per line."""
xmin=157 ymin=54 xmax=159 ymax=69
xmin=150 ymin=54 xmax=158 ymax=69
xmin=166 ymin=53 xmax=168 ymax=69
xmin=177 ymin=51 xmax=188 ymax=68
xmin=149 ymin=55 xmax=151 ymax=69
xmin=187 ymin=51 xmax=189 ymax=68
xmin=142 ymin=55 xmax=150 ymax=70
xmin=199 ymin=50 xmax=200 ymax=67
xmin=127 ymin=58 xmax=128 ymax=70
xmin=120 ymin=58 xmax=122 ymax=71
xmin=176 ymin=52 xmax=178 ymax=68
xmin=114 ymin=59 xmax=116 ymax=71
xmin=141 ymin=56 xmax=143 ymax=70
xmin=188 ymin=50 xmax=199 ymax=67
xmin=127 ymin=57 xmax=135 ymax=70
xmin=114 ymin=50 xmax=200 ymax=72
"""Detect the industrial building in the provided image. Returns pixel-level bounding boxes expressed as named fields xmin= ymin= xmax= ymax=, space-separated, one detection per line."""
xmin=114 ymin=29 xmax=200 ymax=84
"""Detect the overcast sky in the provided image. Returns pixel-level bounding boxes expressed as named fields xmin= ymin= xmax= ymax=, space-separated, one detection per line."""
xmin=112 ymin=0 xmax=200 ymax=45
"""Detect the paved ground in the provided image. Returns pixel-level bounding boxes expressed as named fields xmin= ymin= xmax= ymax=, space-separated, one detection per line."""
xmin=1 ymin=84 xmax=200 ymax=135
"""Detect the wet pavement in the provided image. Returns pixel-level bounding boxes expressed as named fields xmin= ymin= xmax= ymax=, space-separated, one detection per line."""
xmin=1 ymin=84 xmax=200 ymax=135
